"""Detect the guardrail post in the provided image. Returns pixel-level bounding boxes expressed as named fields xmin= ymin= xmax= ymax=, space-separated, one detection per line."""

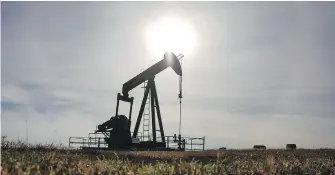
xmin=191 ymin=139 xmax=193 ymax=150
xmin=98 ymin=138 xmax=100 ymax=148
xmin=203 ymin=136 xmax=205 ymax=151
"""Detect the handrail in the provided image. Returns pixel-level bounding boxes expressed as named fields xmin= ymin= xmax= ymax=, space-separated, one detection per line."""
xmin=68 ymin=135 xmax=205 ymax=151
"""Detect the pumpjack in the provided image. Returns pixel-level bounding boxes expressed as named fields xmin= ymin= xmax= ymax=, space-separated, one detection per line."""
xmin=94 ymin=52 xmax=185 ymax=151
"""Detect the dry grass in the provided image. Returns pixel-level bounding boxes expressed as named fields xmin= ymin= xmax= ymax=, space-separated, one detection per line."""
xmin=1 ymin=139 xmax=335 ymax=174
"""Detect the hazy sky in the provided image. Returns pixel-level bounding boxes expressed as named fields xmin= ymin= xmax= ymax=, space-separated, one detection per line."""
xmin=1 ymin=2 xmax=335 ymax=149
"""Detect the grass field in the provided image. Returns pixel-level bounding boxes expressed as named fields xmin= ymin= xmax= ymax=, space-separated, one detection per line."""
xmin=1 ymin=140 xmax=335 ymax=174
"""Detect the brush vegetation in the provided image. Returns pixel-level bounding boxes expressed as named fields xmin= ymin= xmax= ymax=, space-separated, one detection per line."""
xmin=1 ymin=137 xmax=335 ymax=175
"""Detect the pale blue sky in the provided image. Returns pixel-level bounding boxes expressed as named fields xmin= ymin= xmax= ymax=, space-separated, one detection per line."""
xmin=1 ymin=2 xmax=335 ymax=149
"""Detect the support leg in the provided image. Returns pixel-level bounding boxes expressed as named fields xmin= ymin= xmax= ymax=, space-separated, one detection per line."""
xmin=152 ymin=81 xmax=165 ymax=142
xmin=151 ymin=85 xmax=156 ymax=142
xmin=128 ymin=97 xmax=134 ymax=129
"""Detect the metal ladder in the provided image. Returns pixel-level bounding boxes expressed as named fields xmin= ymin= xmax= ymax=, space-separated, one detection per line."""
xmin=142 ymin=81 xmax=151 ymax=141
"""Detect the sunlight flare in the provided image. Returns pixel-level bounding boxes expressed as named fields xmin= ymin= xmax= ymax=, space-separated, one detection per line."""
xmin=145 ymin=16 xmax=197 ymax=59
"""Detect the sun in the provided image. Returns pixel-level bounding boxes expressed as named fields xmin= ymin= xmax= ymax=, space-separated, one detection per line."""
xmin=145 ymin=16 xmax=197 ymax=60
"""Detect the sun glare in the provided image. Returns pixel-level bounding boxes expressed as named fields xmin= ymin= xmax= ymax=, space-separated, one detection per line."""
xmin=145 ymin=16 xmax=197 ymax=60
